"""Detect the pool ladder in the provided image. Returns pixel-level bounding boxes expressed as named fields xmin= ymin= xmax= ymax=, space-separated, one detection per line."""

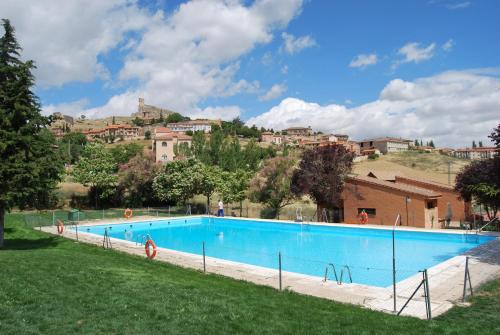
xmin=135 ymin=234 xmax=151 ymax=246
xmin=323 ymin=264 xmax=353 ymax=285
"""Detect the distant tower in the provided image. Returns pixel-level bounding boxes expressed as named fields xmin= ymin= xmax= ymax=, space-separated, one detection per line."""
xmin=138 ymin=97 xmax=145 ymax=112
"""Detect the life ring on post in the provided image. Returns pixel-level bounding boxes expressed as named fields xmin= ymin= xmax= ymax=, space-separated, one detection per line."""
xmin=124 ymin=208 xmax=133 ymax=219
xmin=145 ymin=239 xmax=157 ymax=259
xmin=56 ymin=219 xmax=64 ymax=234
xmin=359 ymin=210 xmax=369 ymax=224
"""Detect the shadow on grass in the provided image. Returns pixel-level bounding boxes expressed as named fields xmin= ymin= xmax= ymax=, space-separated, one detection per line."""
xmin=2 ymin=235 xmax=61 ymax=250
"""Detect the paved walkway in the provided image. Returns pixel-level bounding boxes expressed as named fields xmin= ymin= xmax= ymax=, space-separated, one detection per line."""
xmin=41 ymin=216 xmax=500 ymax=320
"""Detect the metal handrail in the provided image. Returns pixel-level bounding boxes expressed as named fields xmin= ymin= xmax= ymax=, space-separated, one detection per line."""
xmin=323 ymin=263 xmax=339 ymax=283
xmin=339 ymin=265 xmax=353 ymax=284
xmin=295 ymin=207 xmax=303 ymax=222
xmin=477 ymin=217 xmax=498 ymax=233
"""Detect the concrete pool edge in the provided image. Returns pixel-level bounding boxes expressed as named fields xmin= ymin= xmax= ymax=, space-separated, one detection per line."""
xmin=41 ymin=215 xmax=500 ymax=320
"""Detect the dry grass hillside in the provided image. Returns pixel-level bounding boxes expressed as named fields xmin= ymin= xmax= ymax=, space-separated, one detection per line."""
xmin=353 ymin=151 xmax=470 ymax=185
xmin=72 ymin=116 xmax=134 ymax=132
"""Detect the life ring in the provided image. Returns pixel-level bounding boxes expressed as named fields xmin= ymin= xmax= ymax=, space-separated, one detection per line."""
xmin=124 ymin=208 xmax=133 ymax=219
xmin=56 ymin=219 xmax=64 ymax=234
xmin=124 ymin=230 xmax=133 ymax=241
xmin=359 ymin=211 xmax=368 ymax=224
xmin=145 ymin=239 xmax=157 ymax=259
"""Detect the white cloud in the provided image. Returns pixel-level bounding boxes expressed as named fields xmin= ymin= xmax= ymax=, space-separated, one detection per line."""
xmin=393 ymin=42 xmax=436 ymax=68
xmin=281 ymin=65 xmax=289 ymax=74
xmin=0 ymin=0 xmax=154 ymax=87
xmin=349 ymin=53 xmax=378 ymax=68
xmin=189 ymin=106 xmax=241 ymax=121
xmin=42 ymin=99 xmax=89 ymax=117
xmin=83 ymin=0 xmax=303 ymax=118
xmin=442 ymin=39 xmax=454 ymax=52
xmin=447 ymin=2 xmax=471 ymax=10
xmin=247 ymin=69 xmax=500 ymax=147
xmin=261 ymin=52 xmax=273 ymax=65
xmin=259 ymin=84 xmax=287 ymax=101
xmin=281 ymin=32 xmax=316 ymax=55
xmin=4 ymin=0 xmax=303 ymax=119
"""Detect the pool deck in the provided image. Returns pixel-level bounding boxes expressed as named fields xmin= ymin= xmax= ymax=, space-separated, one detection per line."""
xmin=40 ymin=215 xmax=500 ymax=320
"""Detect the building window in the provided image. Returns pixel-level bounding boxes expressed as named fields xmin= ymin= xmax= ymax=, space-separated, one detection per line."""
xmin=161 ymin=154 xmax=168 ymax=161
xmin=162 ymin=141 xmax=168 ymax=147
xmin=358 ymin=208 xmax=376 ymax=217
xmin=426 ymin=200 xmax=437 ymax=209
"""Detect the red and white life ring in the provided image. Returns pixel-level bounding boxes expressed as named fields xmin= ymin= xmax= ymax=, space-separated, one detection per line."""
xmin=359 ymin=211 xmax=368 ymax=224
xmin=145 ymin=239 xmax=157 ymax=259
xmin=124 ymin=208 xmax=133 ymax=219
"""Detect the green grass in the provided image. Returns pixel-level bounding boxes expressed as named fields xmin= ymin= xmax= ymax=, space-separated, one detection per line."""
xmin=1 ymin=213 xmax=500 ymax=334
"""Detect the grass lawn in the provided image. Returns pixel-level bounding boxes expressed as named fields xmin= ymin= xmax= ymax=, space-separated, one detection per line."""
xmin=1 ymin=213 xmax=500 ymax=334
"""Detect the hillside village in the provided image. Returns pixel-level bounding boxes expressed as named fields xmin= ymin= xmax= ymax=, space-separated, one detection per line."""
xmin=50 ymin=97 xmax=498 ymax=164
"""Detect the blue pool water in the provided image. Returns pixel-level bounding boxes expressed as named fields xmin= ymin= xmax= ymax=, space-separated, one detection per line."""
xmin=78 ymin=217 xmax=494 ymax=287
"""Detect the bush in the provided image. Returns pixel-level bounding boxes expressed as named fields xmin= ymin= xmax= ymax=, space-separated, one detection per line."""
xmin=368 ymin=153 xmax=379 ymax=160
xmin=260 ymin=207 xmax=278 ymax=219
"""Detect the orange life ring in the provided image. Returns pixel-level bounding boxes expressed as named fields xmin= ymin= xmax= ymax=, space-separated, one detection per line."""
xmin=56 ymin=219 xmax=64 ymax=234
xmin=145 ymin=239 xmax=157 ymax=259
xmin=359 ymin=211 xmax=368 ymax=224
xmin=124 ymin=208 xmax=133 ymax=219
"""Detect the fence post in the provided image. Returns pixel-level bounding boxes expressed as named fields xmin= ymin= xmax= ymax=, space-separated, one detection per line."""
xmin=202 ymin=241 xmax=206 ymax=273
xmin=423 ymin=269 xmax=431 ymax=320
xmin=462 ymin=256 xmax=473 ymax=301
xmin=52 ymin=211 xmax=55 ymax=226
xmin=278 ymin=252 xmax=282 ymax=291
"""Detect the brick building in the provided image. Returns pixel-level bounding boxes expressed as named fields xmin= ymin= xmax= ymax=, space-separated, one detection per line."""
xmin=358 ymin=137 xmax=412 ymax=154
xmin=394 ymin=176 xmax=471 ymax=222
xmin=451 ymin=147 xmax=498 ymax=160
xmin=261 ymin=132 xmax=284 ymax=145
xmin=340 ymin=176 xmax=441 ymax=228
xmin=152 ymin=127 xmax=192 ymax=163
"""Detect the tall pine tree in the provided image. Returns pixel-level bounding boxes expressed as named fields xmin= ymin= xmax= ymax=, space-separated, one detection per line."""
xmin=0 ymin=19 xmax=64 ymax=248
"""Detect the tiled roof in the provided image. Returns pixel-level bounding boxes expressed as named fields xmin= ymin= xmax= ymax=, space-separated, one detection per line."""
xmin=394 ymin=176 xmax=455 ymax=191
xmin=348 ymin=175 xmax=441 ymax=198
xmin=155 ymin=133 xmax=192 ymax=140
xmin=453 ymin=147 xmax=498 ymax=152
xmin=360 ymin=137 xmax=412 ymax=143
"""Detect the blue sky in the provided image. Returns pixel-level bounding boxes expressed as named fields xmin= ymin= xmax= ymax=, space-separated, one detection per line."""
xmin=2 ymin=0 xmax=499 ymax=146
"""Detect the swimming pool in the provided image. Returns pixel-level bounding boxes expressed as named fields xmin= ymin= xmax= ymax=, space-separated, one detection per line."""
xmin=78 ymin=217 xmax=495 ymax=287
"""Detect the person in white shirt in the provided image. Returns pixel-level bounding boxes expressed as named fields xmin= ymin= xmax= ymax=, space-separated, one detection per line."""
xmin=217 ymin=199 xmax=224 ymax=217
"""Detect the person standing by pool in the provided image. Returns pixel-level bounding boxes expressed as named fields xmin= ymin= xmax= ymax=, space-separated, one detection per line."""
xmin=218 ymin=199 xmax=224 ymax=217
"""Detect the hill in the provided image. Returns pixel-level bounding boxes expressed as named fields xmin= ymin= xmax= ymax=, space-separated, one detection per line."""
xmin=353 ymin=151 xmax=469 ymax=185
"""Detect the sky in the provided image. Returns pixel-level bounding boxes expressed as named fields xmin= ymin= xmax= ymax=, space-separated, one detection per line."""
xmin=1 ymin=0 xmax=499 ymax=147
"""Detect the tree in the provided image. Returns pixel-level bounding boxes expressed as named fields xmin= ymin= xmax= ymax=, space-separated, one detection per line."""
xmin=0 ymin=19 xmax=64 ymax=247
xmin=144 ymin=130 xmax=151 ymax=140
xmin=219 ymin=169 xmax=252 ymax=216
xmin=489 ymin=124 xmax=500 ymax=148
xmin=478 ymin=141 xmax=483 ymax=148
xmin=455 ymin=159 xmax=499 ymax=220
xmin=112 ymin=115 xmax=116 ymax=125
xmin=60 ymin=132 xmax=87 ymax=164
xmin=196 ymin=164 xmax=223 ymax=211
xmin=291 ymin=145 xmax=354 ymax=209
xmin=80 ymin=114 xmax=86 ymax=120
xmin=249 ymin=157 xmax=296 ymax=219
xmin=165 ymin=112 xmax=189 ymax=124
xmin=72 ymin=143 xmax=118 ymax=208
xmin=153 ymin=159 xmax=199 ymax=205
xmin=110 ymin=142 xmax=143 ymax=165
xmin=414 ymin=139 xmax=419 ymax=147
xmin=429 ymin=139 xmax=435 ymax=148
xmin=132 ymin=117 xmax=145 ymax=127
xmin=118 ymin=151 xmax=160 ymax=207
xmin=472 ymin=140 xmax=477 ymax=148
